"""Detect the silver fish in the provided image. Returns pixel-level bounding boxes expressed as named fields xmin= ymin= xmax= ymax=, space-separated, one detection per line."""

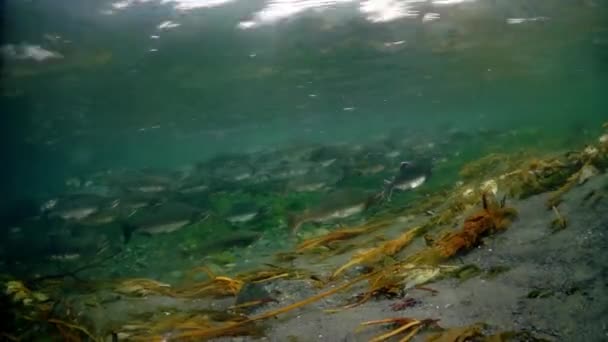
xmin=379 ymin=161 xmax=431 ymax=201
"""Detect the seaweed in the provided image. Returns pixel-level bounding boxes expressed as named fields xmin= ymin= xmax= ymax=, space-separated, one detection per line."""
xmin=114 ymin=278 xmax=173 ymax=297
xmin=459 ymin=153 xmax=511 ymax=181
xmin=449 ymin=264 xmax=482 ymax=282
xmin=357 ymin=317 xmax=439 ymax=342
xmin=296 ymin=219 xmax=392 ymax=253
xmin=411 ymin=193 xmax=517 ymax=265
xmin=49 ymin=318 xmax=100 ymax=342
xmin=330 ymin=264 xmax=446 ymax=311
xmin=163 ymin=272 xmax=375 ymax=340
xmin=331 ymin=225 xmax=422 ymax=280
xmin=506 ymin=157 xmax=574 ymax=200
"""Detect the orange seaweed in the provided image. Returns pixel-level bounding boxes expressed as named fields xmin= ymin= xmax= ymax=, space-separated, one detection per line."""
xmin=432 ymin=193 xmax=517 ymax=260
xmin=331 ymin=226 xmax=422 ymax=280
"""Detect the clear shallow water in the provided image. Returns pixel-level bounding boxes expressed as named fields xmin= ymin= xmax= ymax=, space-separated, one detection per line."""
xmin=0 ymin=1 xmax=607 ymax=340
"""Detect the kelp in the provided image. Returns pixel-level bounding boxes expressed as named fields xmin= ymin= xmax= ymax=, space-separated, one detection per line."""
xmin=114 ymin=278 xmax=173 ymax=297
xmin=5 ymin=280 xmax=50 ymax=306
xmin=116 ymin=269 xmax=365 ymax=340
xmin=509 ymin=127 xmax=608 ymax=206
xmin=2 ymin=281 xmax=101 ymax=342
xmin=116 ymin=264 xmax=310 ymax=301
xmin=296 ymin=218 xmax=392 ymax=253
xmin=546 ymin=162 xmax=600 ymax=208
xmin=119 ymin=312 xmax=259 ymax=341
xmin=357 ymin=317 xmax=439 ymax=342
xmin=459 ymin=153 xmax=515 ymax=181
xmin=160 ymin=272 xmax=376 ymax=341
xmin=411 ymin=193 xmax=517 ymax=265
xmin=49 ymin=318 xmax=100 ymax=342
xmin=326 ymin=193 xmax=516 ymax=310
xmin=331 ymin=225 xmax=422 ymax=280
xmin=174 ymin=276 xmax=244 ymax=298
xmin=330 ymin=264 xmax=447 ymax=311
xmin=505 ymin=157 xmax=574 ymax=199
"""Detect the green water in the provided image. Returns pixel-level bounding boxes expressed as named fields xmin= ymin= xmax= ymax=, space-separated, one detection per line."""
xmin=2 ymin=0 xmax=607 ymax=199
xmin=1 ymin=1 xmax=608 ymax=340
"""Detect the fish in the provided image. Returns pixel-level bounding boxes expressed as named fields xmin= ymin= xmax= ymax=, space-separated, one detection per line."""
xmin=288 ymin=189 xmax=378 ymax=234
xmin=285 ymin=166 xmax=343 ymax=193
xmin=379 ymin=160 xmax=432 ymax=201
xmin=120 ymin=201 xmax=207 ymax=243
xmin=226 ymin=201 xmax=264 ymax=224
xmin=42 ymin=194 xmax=113 ymax=222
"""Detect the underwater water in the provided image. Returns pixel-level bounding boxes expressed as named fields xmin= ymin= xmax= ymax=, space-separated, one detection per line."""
xmin=1 ymin=0 xmax=608 ymax=341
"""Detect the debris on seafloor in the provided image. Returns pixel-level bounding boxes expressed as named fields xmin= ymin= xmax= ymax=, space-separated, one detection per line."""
xmin=389 ymin=297 xmax=421 ymax=311
xmin=550 ymin=205 xmax=567 ymax=232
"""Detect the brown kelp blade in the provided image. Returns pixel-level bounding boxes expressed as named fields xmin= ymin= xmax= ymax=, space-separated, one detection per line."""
xmin=171 ymin=272 xmax=376 ymax=340
xmin=297 ymin=218 xmax=394 ymax=252
xmin=331 ymin=225 xmax=421 ymax=280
